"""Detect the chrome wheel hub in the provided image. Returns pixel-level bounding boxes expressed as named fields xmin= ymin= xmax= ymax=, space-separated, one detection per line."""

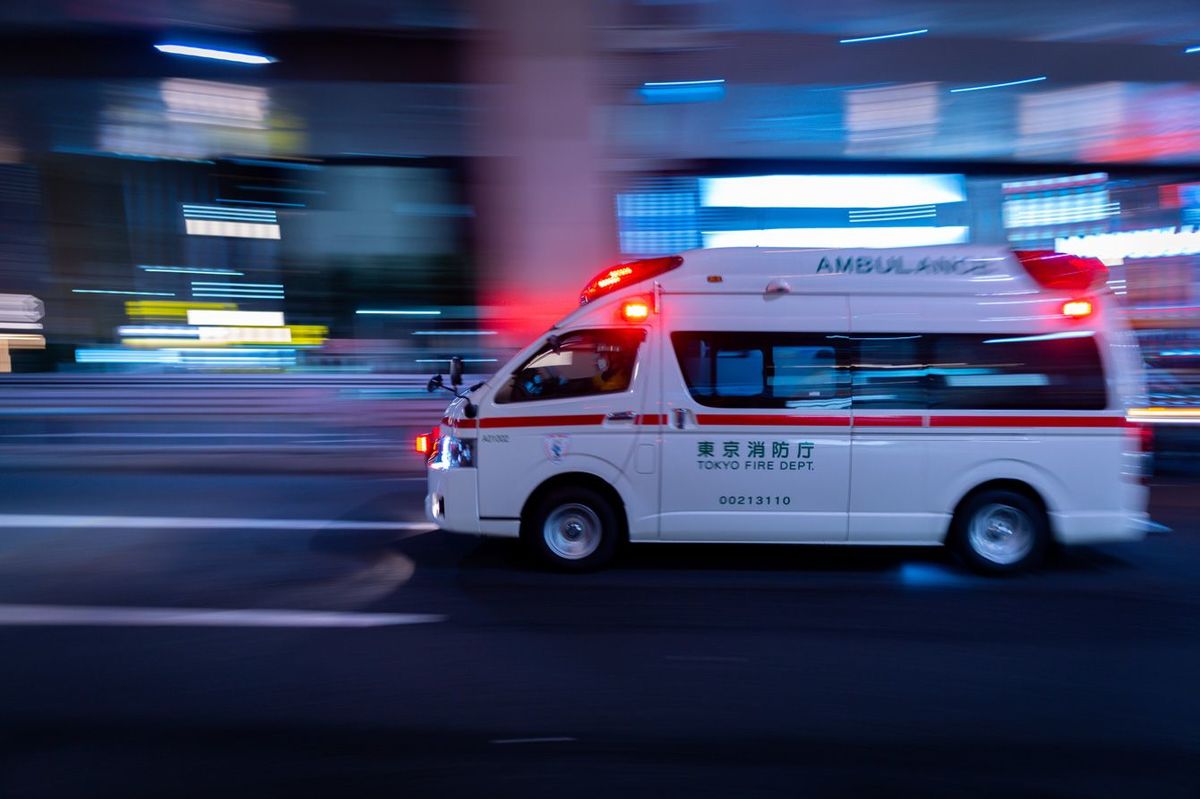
xmin=967 ymin=503 xmax=1034 ymax=565
xmin=543 ymin=503 xmax=602 ymax=560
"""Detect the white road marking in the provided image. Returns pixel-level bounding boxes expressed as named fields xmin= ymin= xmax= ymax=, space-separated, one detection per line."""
xmin=0 ymin=604 xmax=444 ymax=627
xmin=0 ymin=514 xmax=436 ymax=532
xmin=490 ymin=737 xmax=577 ymax=745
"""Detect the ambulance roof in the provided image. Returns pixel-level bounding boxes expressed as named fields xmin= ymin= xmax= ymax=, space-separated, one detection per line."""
xmin=656 ymin=245 xmax=1033 ymax=297
xmin=557 ymin=245 xmax=1107 ymax=329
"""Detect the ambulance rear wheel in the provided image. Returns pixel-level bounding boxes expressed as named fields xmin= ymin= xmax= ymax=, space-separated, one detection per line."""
xmin=525 ymin=486 xmax=618 ymax=572
xmin=951 ymin=488 xmax=1049 ymax=575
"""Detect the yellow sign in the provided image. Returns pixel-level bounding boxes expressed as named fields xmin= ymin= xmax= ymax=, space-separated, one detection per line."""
xmin=123 ymin=325 xmax=327 ymax=348
xmin=124 ymin=300 xmax=236 ymax=320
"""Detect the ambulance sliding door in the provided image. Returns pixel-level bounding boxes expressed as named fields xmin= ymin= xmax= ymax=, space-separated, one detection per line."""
xmin=657 ymin=293 xmax=852 ymax=542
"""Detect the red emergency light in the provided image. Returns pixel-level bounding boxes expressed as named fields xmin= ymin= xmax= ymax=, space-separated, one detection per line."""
xmin=1061 ymin=299 xmax=1093 ymax=318
xmin=1014 ymin=250 xmax=1109 ymax=292
xmin=579 ymin=256 xmax=683 ymax=305
xmin=620 ymin=299 xmax=651 ymax=322
xmin=415 ymin=425 xmax=439 ymax=455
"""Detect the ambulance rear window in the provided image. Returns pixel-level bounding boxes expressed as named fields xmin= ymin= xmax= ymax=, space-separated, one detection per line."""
xmin=850 ymin=332 xmax=1107 ymax=410
xmin=927 ymin=333 xmax=1106 ymax=410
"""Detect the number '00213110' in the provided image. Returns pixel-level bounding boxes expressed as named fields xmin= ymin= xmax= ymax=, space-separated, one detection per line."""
xmin=719 ymin=496 xmax=792 ymax=506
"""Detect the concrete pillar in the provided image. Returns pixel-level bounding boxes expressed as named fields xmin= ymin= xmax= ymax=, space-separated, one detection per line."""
xmin=468 ymin=0 xmax=618 ymax=347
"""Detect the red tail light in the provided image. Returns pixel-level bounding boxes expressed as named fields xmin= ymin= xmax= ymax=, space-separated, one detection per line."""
xmin=1015 ymin=250 xmax=1109 ymax=291
xmin=1128 ymin=422 xmax=1154 ymax=485
xmin=580 ymin=255 xmax=683 ymax=305
xmin=1136 ymin=423 xmax=1154 ymax=454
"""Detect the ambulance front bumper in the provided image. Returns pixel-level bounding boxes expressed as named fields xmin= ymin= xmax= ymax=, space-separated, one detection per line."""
xmin=425 ymin=467 xmax=520 ymax=538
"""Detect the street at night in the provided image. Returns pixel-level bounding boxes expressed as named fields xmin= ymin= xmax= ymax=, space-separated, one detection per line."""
xmin=0 ymin=466 xmax=1196 ymax=797
xmin=7 ymin=0 xmax=1200 ymax=794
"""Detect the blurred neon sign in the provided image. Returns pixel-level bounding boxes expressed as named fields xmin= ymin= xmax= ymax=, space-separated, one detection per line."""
xmin=639 ymin=79 xmax=725 ymax=104
xmin=704 ymin=226 xmax=969 ymax=248
xmin=154 ymin=44 xmax=276 ymax=65
xmin=1056 ymin=227 xmax=1200 ymax=263
xmin=186 ymin=310 xmax=284 ymax=327
xmin=839 ymin=29 xmax=928 ymax=44
xmin=701 ymin=174 xmax=965 ymax=208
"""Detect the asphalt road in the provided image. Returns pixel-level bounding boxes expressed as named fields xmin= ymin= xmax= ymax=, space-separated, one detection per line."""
xmin=0 ymin=468 xmax=1197 ymax=798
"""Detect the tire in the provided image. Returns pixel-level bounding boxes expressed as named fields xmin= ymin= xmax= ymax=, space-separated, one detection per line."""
xmin=524 ymin=485 xmax=620 ymax=572
xmin=950 ymin=489 xmax=1049 ymax=575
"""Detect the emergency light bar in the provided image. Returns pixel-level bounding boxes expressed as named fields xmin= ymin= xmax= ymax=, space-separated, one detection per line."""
xmin=1014 ymin=250 xmax=1108 ymax=292
xmin=580 ymin=256 xmax=683 ymax=305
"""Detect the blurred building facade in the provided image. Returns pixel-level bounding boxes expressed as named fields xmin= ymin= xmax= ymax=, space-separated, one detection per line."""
xmin=2 ymin=0 xmax=1200 ymax=404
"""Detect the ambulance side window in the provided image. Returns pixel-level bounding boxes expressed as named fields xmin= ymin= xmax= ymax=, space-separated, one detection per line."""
xmin=928 ymin=333 xmax=1107 ymax=410
xmin=672 ymin=332 xmax=850 ymax=409
xmin=848 ymin=333 xmax=1108 ymax=410
xmin=851 ymin=335 xmax=928 ymax=409
xmin=494 ymin=329 xmax=645 ymax=404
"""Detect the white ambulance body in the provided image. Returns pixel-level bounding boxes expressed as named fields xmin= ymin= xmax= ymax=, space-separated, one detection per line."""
xmin=425 ymin=245 xmax=1149 ymax=573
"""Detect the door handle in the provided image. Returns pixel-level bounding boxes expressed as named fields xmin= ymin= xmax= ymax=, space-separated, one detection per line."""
xmin=672 ymin=408 xmax=695 ymax=429
xmin=606 ymin=411 xmax=636 ymax=422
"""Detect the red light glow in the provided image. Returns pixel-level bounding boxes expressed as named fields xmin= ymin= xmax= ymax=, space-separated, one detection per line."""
xmin=597 ymin=267 xmax=633 ymax=289
xmin=1062 ymin=299 xmax=1093 ymax=318
xmin=1015 ymin=250 xmax=1108 ymax=291
xmin=620 ymin=300 xmax=651 ymax=322
xmin=579 ymin=256 xmax=683 ymax=305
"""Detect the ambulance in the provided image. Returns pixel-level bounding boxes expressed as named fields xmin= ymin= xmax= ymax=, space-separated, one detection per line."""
xmin=422 ymin=246 xmax=1149 ymax=574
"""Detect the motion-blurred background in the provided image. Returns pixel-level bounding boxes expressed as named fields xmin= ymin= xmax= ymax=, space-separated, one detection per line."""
xmin=5 ymin=6 xmax=1200 ymax=796
xmin=4 ymin=0 xmax=1200 ymax=467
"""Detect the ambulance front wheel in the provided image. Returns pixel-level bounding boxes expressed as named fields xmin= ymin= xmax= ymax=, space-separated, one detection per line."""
xmin=525 ymin=485 xmax=619 ymax=572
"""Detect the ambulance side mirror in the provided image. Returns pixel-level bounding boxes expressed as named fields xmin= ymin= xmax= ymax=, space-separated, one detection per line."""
xmin=427 ymin=359 xmax=477 ymax=418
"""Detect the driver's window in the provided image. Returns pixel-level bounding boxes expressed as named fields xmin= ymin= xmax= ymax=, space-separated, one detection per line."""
xmin=494 ymin=329 xmax=645 ymax=404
